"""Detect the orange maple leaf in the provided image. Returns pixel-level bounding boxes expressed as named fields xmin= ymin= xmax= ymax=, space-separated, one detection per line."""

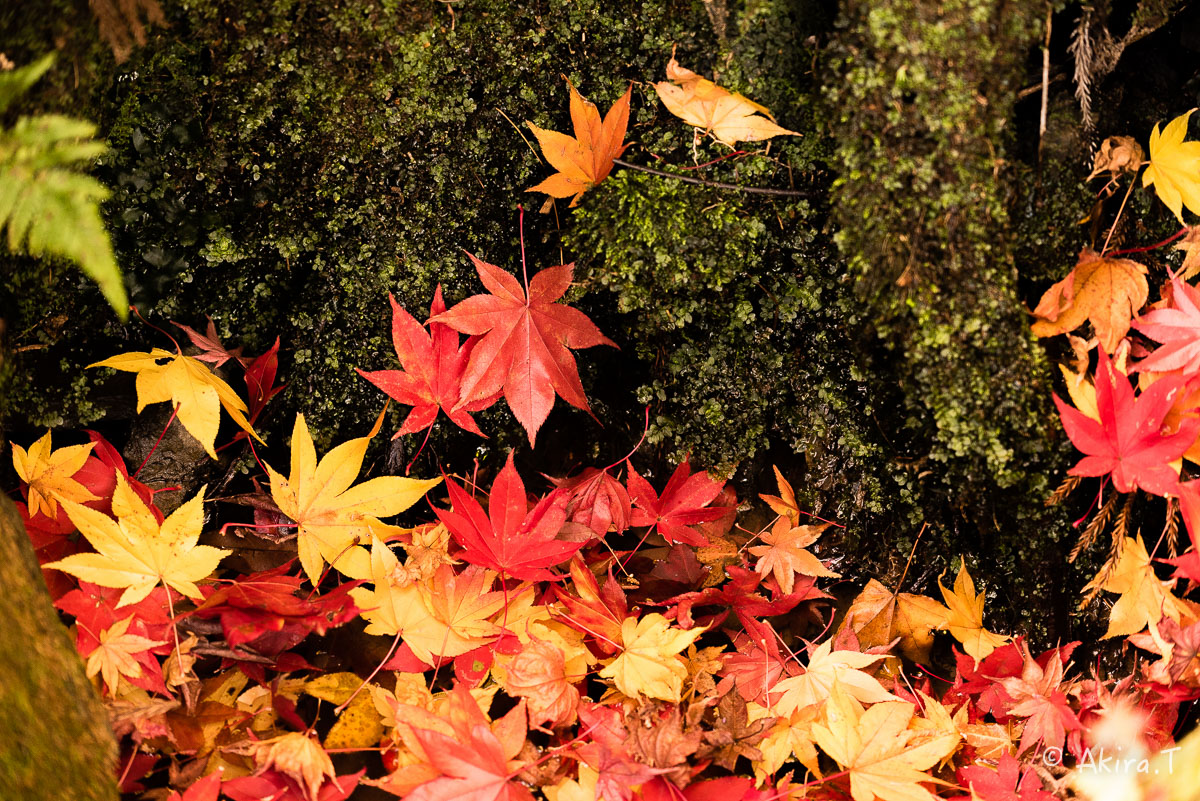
xmin=839 ymin=579 xmax=950 ymax=664
xmin=11 ymin=430 xmax=99 ymax=519
xmin=749 ymin=518 xmax=839 ymax=594
xmin=527 ymin=79 xmax=631 ymax=207
xmin=1030 ymin=248 xmax=1148 ymax=353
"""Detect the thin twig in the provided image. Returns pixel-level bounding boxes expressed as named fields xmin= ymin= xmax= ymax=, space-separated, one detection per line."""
xmin=613 ymin=159 xmax=818 ymax=197
xmin=1038 ymin=5 xmax=1052 ymax=166
xmin=1101 ymin=177 xmax=1137 ymax=255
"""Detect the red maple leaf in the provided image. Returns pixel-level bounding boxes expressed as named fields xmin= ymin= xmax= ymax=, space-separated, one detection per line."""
xmin=405 ymin=724 xmax=533 ymax=801
xmin=626 ymin=460 xmax=728 ymax=546
xmin=221 ymin=769 xmax=363 ymax=801
xmin=190 ymin=562 xmax=359 ymax=655
xmin=174 ymin=316 xmax=245 ymax=368
xmin=431 ymin=252 xmax=616 ymax=445
xmin=552 ymin=555 xmax=628 ymax=655
xmin=243 ymin=337 xmax=286 ymax=425
xmin=717 ymin=620 xmax=802 ymax=705
xmin=575 ymin=702 xmax=670 ymax=801
xmin=1135 ymin=275 xmax=1200 ymax=375
xmin=999 ymin=643 xmax=1082 ymax=755
xmin=436 ymin=452 xmax=585 ymax=581
xmin=954 ymin=754 xmax=1055 ymax=801
xmin=665 ymin=565 xmax=827 ymax=630
xmin=359 ymin=288 xmax=498 ymax=438
xmin=1054 ymin=348 xmax=1198 ymax=496
xmin=551 ymin=466 xmax=632 ymax=538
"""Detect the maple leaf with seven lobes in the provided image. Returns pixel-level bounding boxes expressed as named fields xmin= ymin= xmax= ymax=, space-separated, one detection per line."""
xmin=432 ymin=252 xmax=616 ymax=446
xmin=527 ymin=78 xmax=631 ymax=207
xmin=1143 ymin=109 xmax=1200 ymax=223
xmin=627 ymin=460 xmax=728 ymax=546
xmin=357 ymin=288 xmax=497 ymax=438
xmin=812 ymin=684 xmax=959 ymax=801
xmin=90 ymin=348 xmax=263 ymax=458
xmin=11 ymin=430 xmax=98 ymax=518
xmin=436 ymin=452 xmax=584 ymax=581
xmin=1054 ymin=348 xmax=1199 ymax=496
xmin=654 ymin=55 xmax=799 ymax=147
xmin=1030 ymin=248 xmax=1148 ymax=353
xmin=45 ymin=473 xmax=229 ymax=607
xmin=264 ymin=413 xmax=441 ymax=584
xmin=750 ymin=518 xmax=839 ymax=594
xmin=599 ymin=613 xmax=706 ymax=702
xmin=939 ymin=561 xmax=1009 ymax=663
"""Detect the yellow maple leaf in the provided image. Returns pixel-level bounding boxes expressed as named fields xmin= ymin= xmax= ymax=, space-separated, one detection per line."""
xmin=304 ymin=672 xmax=385 ymax=750
xmin=654 ymin=55 xmax=799 ymax=147
xmin=750 ymin=518 xmax=839 ymax=594
xmin=85 ymin=615 xmax=168 ymax=696
xmin=90 ymin=348 xmax=262 ymax=458
xmin=1030 ymin=248 xmax=1149 ymax=353
xmin=812 ymin=684 xmax=958 ymax=801
xmin=265 ymin=413 xmax=441 ymax=584
xmin=11 ymin=430 xmax=98 ymax=518
xmin=1143 ymin=109 xmax=1200 ymax=223
xmin=350 ymin=537 xmax=505 ymax=664
xmin=44 ymin=473 xmax=228 ymax=606
xmin=1083 ymin=535 xmax=1184 ymax=638
xmin=598 ymin=613 xmax=705 ymax=702
xmin=939 ymin=560 xmax=1009 ymax=662
xmin=527 ymin=78 xmax=631 ymax=207
xmin=770 ymin=639 xmax=898 ymax=717
xmin=839 ymin=579 xmax=950 ymax=664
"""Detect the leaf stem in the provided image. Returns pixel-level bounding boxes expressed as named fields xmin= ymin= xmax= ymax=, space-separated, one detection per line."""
xmin=1101 ymin=178 xmax=1137 ymax=256
xmin=518 ymin=204 xmax=529 ymax=291
xmin=613 ymin=159 xmax=817 ymax=198
xmin=134 ymin=404 xmax=180 ymax=479
xmin=1108 ymin=226 xmax=1189 ymax=257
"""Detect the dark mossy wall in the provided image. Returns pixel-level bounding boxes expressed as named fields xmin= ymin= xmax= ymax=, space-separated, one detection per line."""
xmin=5 ymin=0 xmax=1198 ymax=641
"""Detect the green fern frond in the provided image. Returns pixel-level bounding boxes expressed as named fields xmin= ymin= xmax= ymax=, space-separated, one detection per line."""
xmin=0 ymin=55 xmax=127 ymax=319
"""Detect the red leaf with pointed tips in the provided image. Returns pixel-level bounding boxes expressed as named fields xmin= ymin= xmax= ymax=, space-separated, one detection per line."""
xmin=436 ymin=452 xmax=584 ymax=581
xmin=954 ymin=754 xmax=1055 ymax=801
xmin=359 ymin=288 xmax=499 ymax=437
xmin=244 ymin=337 xmax=285 ymax=424
xmin=174 ymin=316 xmax=244 ymax=368
xmin=1054 ymin=349 xmax=1198 ymax=496
xmin=191 ymin=563 xmax=359 ymax=655
xmin=1135 ymin=275 xmax=1200 ymax=375
xmin=432 ymin=254 xmax=616 ymax=446
xmin=406 ymin=724 xmax=533 ymax=801
xmin=627 ymin=460 xmax=728 ymax=546
xmin=551 ymin=466 xmax=632 ymax=538
xmin=222 ymin=769 xmax=363 ymax=801
xmin=552 ymin=555 xmax=628 ymax=655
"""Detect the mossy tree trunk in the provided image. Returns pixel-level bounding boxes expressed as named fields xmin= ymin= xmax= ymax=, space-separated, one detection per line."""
xmin=0 ymin=493 xmax=118 ymax=801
